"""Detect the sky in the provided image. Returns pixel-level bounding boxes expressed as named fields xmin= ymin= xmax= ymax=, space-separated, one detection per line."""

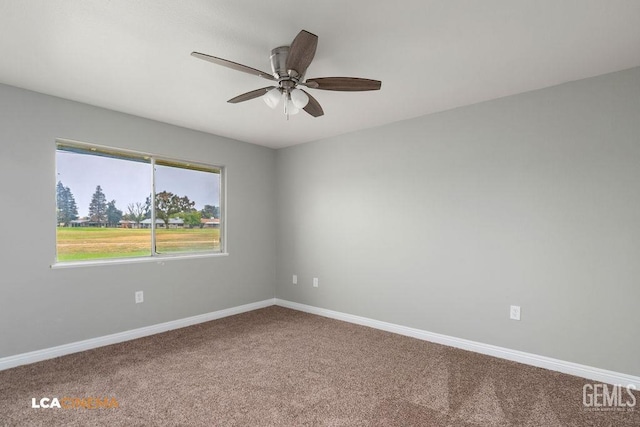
xmin=56 ymin=151 xmax=220 ymax=217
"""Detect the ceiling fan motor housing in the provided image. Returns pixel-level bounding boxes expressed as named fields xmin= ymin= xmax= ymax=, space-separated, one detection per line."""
xmin=270 ymin=46 xmax=290 ymax=79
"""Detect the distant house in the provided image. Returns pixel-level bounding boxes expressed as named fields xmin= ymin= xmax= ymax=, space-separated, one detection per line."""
xmin=70 ymin=218 xmax=127 ymax=228
xmin=201 ymin=218 xmax=220 ymax=228
xmin=119 ymin=220 xmax=136 ymax=228
xmin=140 ymin=218 xmax=184 ymax=229
xmin=69 ymin=218 xmax=93 ymax=227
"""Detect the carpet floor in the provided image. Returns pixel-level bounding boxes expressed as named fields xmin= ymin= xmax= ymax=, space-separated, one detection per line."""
xmin=0 ymin=306 xmax=638 ymax=426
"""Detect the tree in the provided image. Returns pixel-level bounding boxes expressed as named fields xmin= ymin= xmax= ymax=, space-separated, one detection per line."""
xmin=143 ymin=196 xmax=152 ymax=219
xmin=56 ymin=181 xmax=78 ymax=226
xmin=106 ymin=200 xmax=123 ymax=227
xmin=56 ymin=181 xmax=68 ymax=225
xmin=178 ymin=211 xmax=202 ymax=229
xmin=127 ymin=202 xmax=147 ymax=228
xmin=88 ymin=185 xmax=108 ymax=226
xmin=200 ymin=204 xmax=220 ymax=219
xmin=155 ymin=191 xmax=195 ymax=228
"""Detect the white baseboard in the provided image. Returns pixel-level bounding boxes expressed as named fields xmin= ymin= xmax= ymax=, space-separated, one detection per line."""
xmin=3 ymin=297 xmax=638 ymax=389
xmin=0 ymin=298 xmax=276 ymax=372
xmin=275 ymin=298 xmax=640 ymax=388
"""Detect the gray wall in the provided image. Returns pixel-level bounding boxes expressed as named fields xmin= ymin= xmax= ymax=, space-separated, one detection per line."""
xmin=275 ymin=67 xmax=640 ymax=376
xmin=0 ymin=84 xmax=276 ymax=358
xmin=3 ymin=67 xmax=639 ymax=377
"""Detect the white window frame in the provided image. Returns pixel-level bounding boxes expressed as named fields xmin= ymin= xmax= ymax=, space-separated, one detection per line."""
xmin=52 ymin=139 xmax=226 ymax=268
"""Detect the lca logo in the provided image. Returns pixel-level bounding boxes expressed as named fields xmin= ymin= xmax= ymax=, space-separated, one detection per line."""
xmin=583 ymin=384 xmax=636 ymax=412
xmin=31 ymin=397 xmax=119 ymax=409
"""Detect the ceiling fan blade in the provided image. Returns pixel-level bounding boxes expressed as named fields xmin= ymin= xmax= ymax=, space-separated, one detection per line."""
xmin=301 ymin=90 xmax=324 ymax=117
xmin=191 ymin=52 xmax=276 ymax=81
xmin=227 ymin=86 xmax=276 ymax=104
xmin=285 ymin=30 xmax=318 ymax=78
xmin=305 ymin=77 xmax=381 ymax=91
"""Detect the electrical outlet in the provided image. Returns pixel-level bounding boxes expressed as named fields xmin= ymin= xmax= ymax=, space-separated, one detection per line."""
xmin=135 ymin=291 xmax=144 ymax=304
xmin=313 ymin=277 xmax=319 ymax=288
xmin=292 ymin=274 xmax=297 ymax=285
xmin=510 ymin=305 xmax=521 ymax=321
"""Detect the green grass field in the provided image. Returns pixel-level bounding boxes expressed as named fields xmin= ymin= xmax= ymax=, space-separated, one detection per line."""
xmin=56 ymin=227 xmax=220 ymax=261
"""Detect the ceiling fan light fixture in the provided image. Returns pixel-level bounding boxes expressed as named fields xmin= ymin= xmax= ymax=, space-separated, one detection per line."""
xmin=290 ymin=88 xmax=309 ymax=108
xmin=263 ymin=87 xmax=281 ymax=108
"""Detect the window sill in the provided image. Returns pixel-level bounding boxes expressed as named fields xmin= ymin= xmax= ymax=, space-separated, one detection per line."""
xmin=50 ymin=252 xmax=229 ymax=269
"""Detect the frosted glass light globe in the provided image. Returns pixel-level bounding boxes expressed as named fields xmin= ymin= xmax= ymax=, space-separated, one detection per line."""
xmin=285 ymin=98 xmax=300 ymax=115
xmin=263 ymin=87 xmax=282 ymax=109
xmin=290 ymin=88 xmax=309 ymax=108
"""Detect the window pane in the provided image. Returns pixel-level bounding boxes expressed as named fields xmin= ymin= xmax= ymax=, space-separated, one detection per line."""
xmin=154 ymin=163 xmax=221 ymax=254
xmin=55 ymin=146 xmax=152 ymax=261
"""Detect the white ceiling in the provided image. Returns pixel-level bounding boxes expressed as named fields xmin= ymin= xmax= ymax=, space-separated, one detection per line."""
xmin=1 ymin=1 xmax=639 ymax=149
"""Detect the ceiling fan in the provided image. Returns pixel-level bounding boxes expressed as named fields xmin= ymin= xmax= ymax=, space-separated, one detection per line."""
xmin=191 ymin=30 xmax=382 ymax=118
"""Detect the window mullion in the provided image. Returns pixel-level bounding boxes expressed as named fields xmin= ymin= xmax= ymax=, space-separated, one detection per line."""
xmin=151 ymin=157 xmax=157 ymax=256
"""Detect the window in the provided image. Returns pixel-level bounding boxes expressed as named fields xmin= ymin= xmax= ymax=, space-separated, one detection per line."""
xmin=55 ymin=140 xmax=223 ymax=263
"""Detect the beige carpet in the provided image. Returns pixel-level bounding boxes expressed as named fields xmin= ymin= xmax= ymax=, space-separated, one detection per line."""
xmin=0 ymin=306 xmax=638 ymax=426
